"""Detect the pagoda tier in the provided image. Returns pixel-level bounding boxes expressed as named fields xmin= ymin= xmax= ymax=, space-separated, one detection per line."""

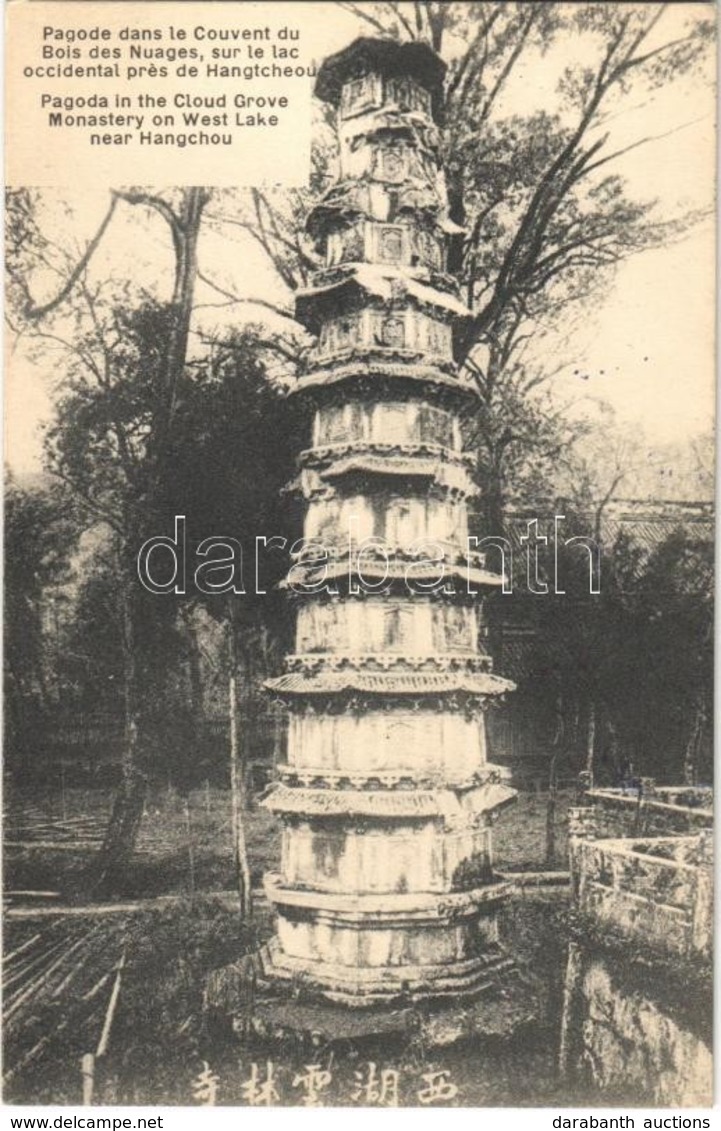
xmin=295 ymin=269 xmax=470 ymax=376
xmin=260 ymin=37 xmax=517 ymax=1006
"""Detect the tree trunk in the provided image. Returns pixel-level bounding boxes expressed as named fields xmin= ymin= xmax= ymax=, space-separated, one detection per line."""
xmin=228 ymin=605 xmax=252 ymax=920
xmin=483 ymin=473 xmax=506 ymax=542
xmin=161 ymin=187 xmax=209 ymax=442
xmin=606 ymin=717 xmax=621 ymax=784
xmin=91 ymin=586 xmax=146 ymax=891
xmin=184 ymin=612 xmax=204 ymax=720
xmin=545 ymin=749 xmax=559 ymax=867
xmin=479 ymin=461 xmax=506 ymax=668
xmin=585 ymin=699 xmax=596 ymax=788
xmin=181 ymin=607 xmax=205 ymax=784
xmin=446 ymin=180 xmax=466 ymax=278
xmin=683 ymin=696 xmax=706 ymax=786
xmin=143 ymin=187 xmax=210 ymax=506
xmin=92 ymin=189 xmax=210 ymax=890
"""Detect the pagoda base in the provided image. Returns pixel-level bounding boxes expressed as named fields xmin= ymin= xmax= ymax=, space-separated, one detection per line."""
xmin=205 ymin=946 xmax=536 ymax=1048
xmin=258 ymin=935 xmax=516 ymax=1006
xmin=259 ymin=875 xmax=515 ymax=1007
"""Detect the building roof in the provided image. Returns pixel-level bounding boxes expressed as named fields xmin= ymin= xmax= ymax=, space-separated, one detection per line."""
xmin=276 ymin=763 xmax=511 ymax=790
xmin=306 ymin=181 xmax=462 ymax=242
xmin=289 ymin=359 xmax=478 ymax=402
xmin=264 ymin=669 xmax=514 ymax=698
xmin=284 ymin=653 xmax=492 ymax=673
xmin=600 ymin=500 xmax=714 ymax=553
xmin=317 ymin=452 xmax=477 ymax=494
xmin=264 ymin=873 xmax=513 ymax=914
xmin=288 ymin=448 xmax=476 ymax=496
xmin=263 ymin=784 xmax=445 ymax=818
xmin=295 ymin=264 xmax=471 ymax=331
xmin=280 ymin=556 xmax=506 ymax=594
xmin=500 ymin=499 xmax=714 ymax=558
xmin=300 ymin=440 xmax=474 ymax=471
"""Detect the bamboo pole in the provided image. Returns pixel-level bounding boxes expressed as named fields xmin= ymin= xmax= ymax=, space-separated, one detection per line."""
xmin=82 ymin=969 xmax=113 ymax=1002
xmin=96 ymin=951 xmax=126 ymax=1057
xmin=60 ymin=763 xmax=68 ymax=822
xmin=5 ymin=891 xmax=62 ymax=899
xmin=80 ymin=948 xmax=127 ymax=1104
xmin=5 ymin=932 xmax=93 ymax=1021
xmin=558 ymin=941 xmax=584 ymax=1078
xmin=5 ymin=840 xmax=103 ymax=851
xmin=184 ymin=799 xmax=196 ymax=902
xmin=4 ymin=934 xmax=76 ymax=993
xmin=4 ymin=1007 xmax=99 ymax=1086
xmin=4 ymin=932 xmax=42 ymax=964
xmin=81 ymin=1053 xmax=95 ymax=1105
xmin=6 ymin=887 xmax=261 ymax=920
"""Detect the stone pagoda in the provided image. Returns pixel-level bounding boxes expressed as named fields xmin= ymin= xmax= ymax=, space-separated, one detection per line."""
xmin=260 ymin=38 xmax=517 ymax=1007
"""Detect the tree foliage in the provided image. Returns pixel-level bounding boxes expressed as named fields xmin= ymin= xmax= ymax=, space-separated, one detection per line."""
xmin=519 ymin=519 xmax=713 ymax=785
xmin=233 ymin=2 xmax=713 ymax=526
xmin=5 ymin=184 xmax=306 ymax=887
xmin=4 ymin=478 xmax=75 ymax=769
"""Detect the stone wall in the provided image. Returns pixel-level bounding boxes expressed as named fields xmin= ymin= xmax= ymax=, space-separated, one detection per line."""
xmin=562 ymin=946 xmax=712 ymax=1106
xmin=571 ymin=833 xmax=712 ymax=959
xmin=561 ymin=786 xmax=713 ymax=1105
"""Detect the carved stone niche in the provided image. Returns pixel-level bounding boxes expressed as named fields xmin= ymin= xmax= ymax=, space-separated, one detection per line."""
xmin=413 ymin=225 xmax=445 ymax=270
xmin=318 ymin=311 xmax=362 ymax=356
xmin=366 ymin=307 xmax=453 ymax=358
xmin=340 ymin=71 xmax=384 ymax=119
xmin=366 ymin=221 xmax=444 ymax=270
xmin=380 ymin=313 xmax=406 ymax=347
xmin=372 ymin=141 xmax=410 ymax=184
xmin=325 ymin=220 xmax=444 ymax=271
xmin=386 ymin=76 xmax=432 ymax=117
xmin=374 ymin=222 xmax=405 ymax=265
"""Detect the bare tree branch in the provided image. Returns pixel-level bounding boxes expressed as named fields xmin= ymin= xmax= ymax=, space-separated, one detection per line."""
xmin=196 ymin=270 xmax=299 ymax=322
xmin=336 ymin=2 xmax=390 ymax=37
xmin=24 ymin=196 xmax=119 ymax=320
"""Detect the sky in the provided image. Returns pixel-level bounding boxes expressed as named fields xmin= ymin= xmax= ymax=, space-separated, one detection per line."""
xmin=5 ymin=1 xmax=716 ymax=479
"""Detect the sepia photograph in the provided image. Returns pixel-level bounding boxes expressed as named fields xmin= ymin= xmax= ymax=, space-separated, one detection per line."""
xmin=3 ymin=0 xmax=715 ymax=1111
